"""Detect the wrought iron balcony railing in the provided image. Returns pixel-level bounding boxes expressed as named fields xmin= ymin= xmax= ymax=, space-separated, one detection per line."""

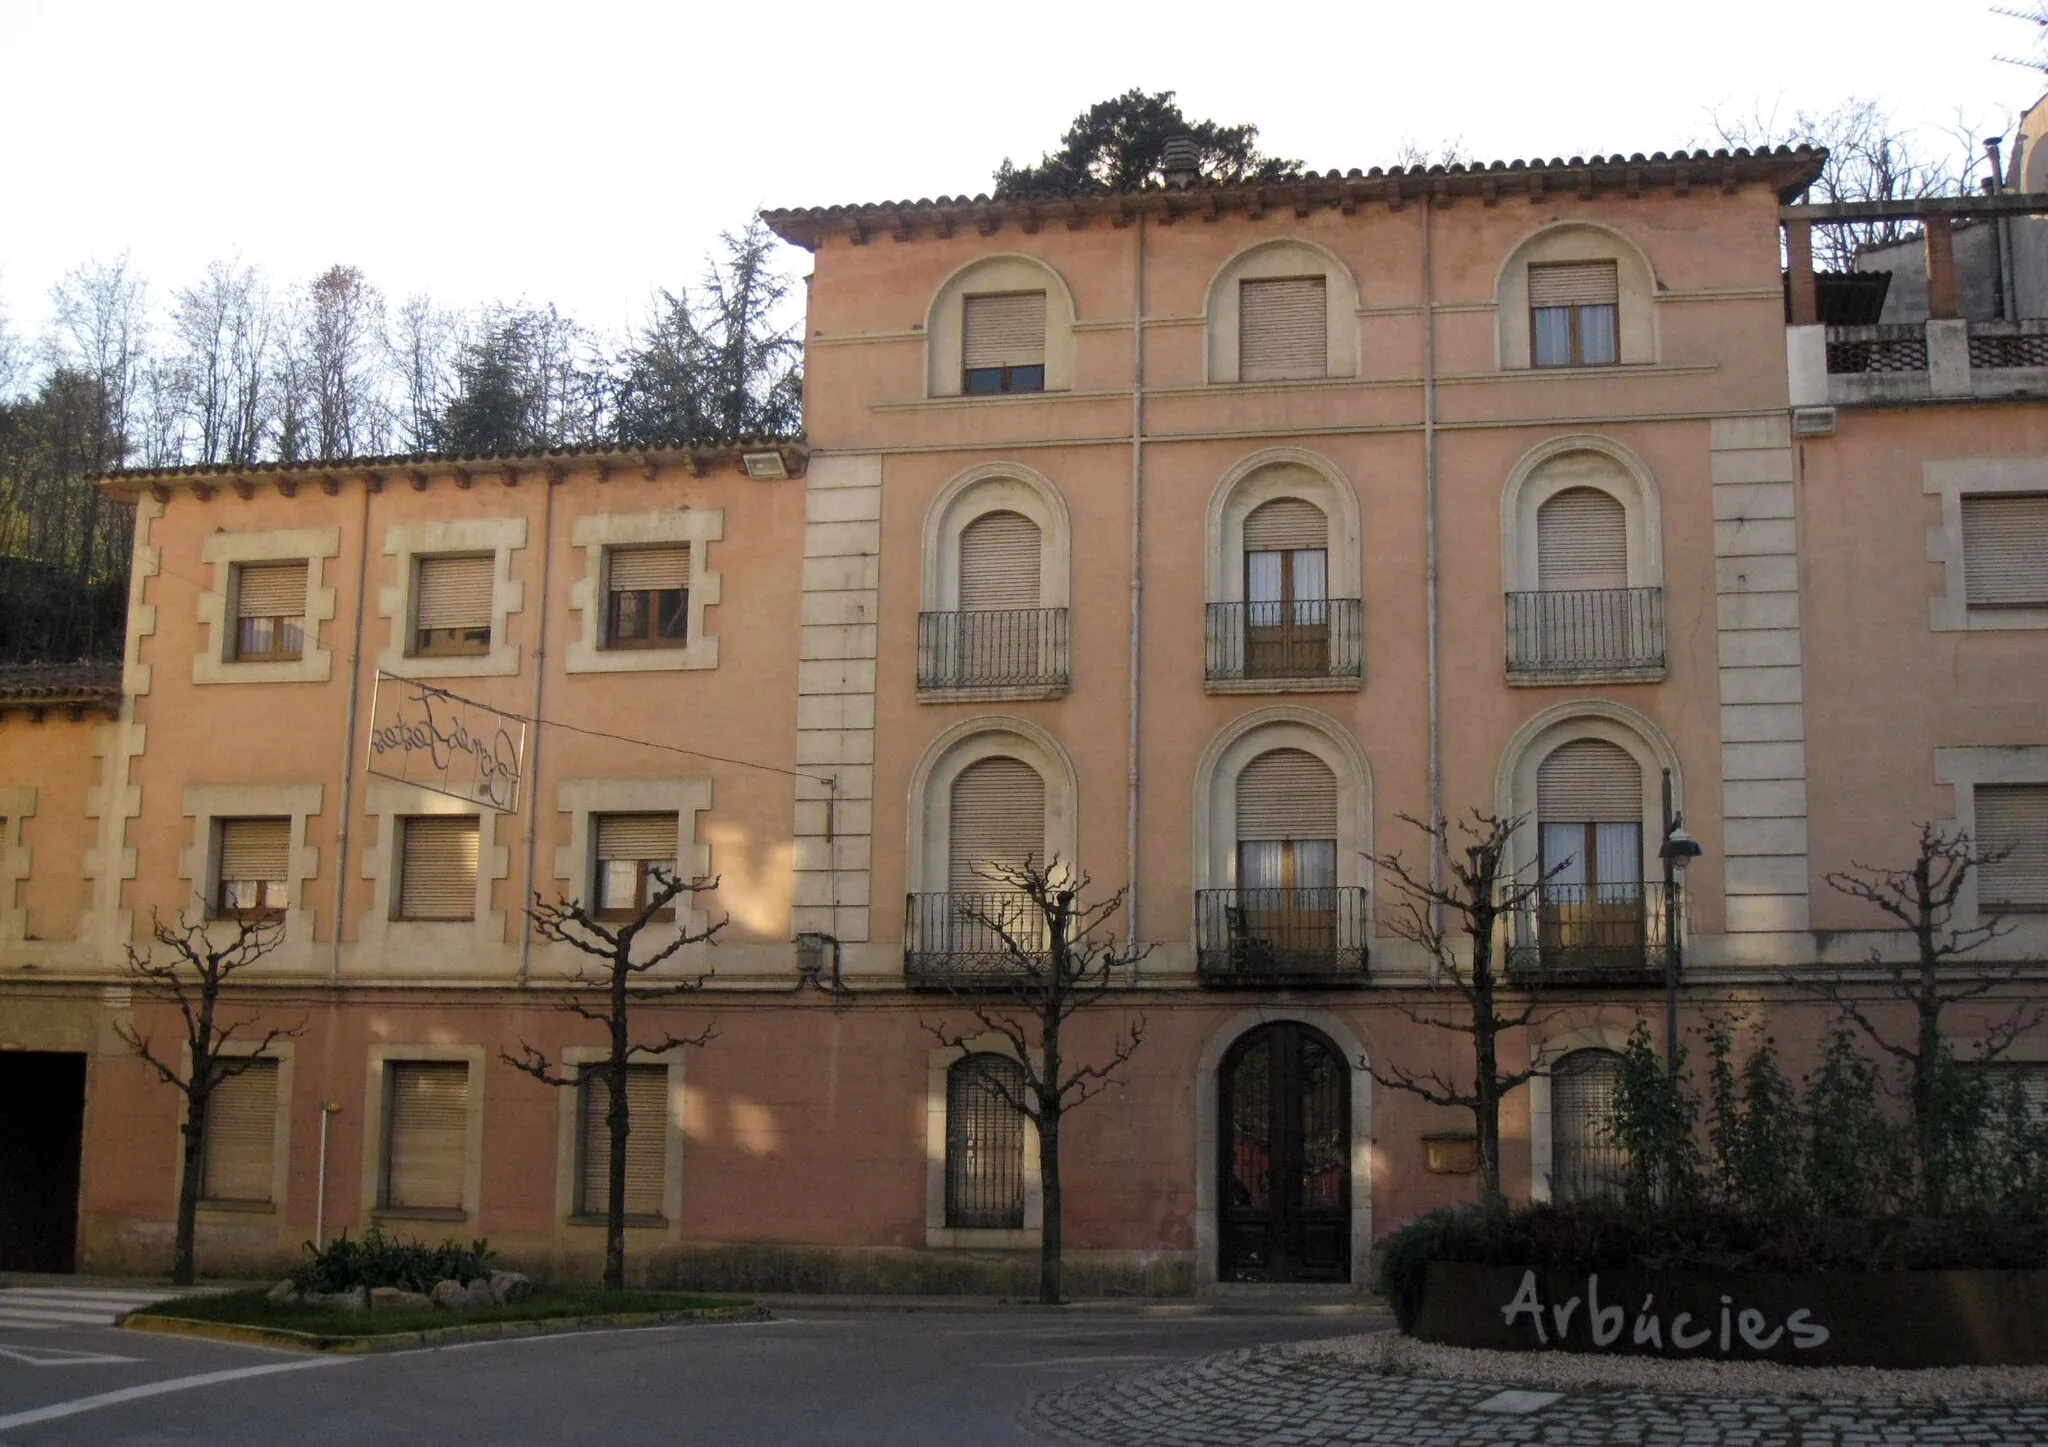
xmin=917 ymin=609 xmax=1070 ymax=693
xmin=1505 ymin=587 xmax=1665 ymax=679
xmin=1205 ymin=599 xmax=1363 ymax=685
xmin=1195 ymin=887 xmax=1370 ymax=987
xmin=904 ymin=892 xmax=1050 ymax=989
xmin=1506 ymin=881 xmax=1672 ymax=986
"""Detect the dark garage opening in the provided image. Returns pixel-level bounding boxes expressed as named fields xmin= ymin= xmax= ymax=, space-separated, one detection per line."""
xmin=0 ymin=1052 xmax=87 ymax=1273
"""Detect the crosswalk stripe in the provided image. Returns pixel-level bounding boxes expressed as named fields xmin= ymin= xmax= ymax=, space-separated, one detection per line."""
xmin=0 ymin=1316 xmax=63 ymax=1331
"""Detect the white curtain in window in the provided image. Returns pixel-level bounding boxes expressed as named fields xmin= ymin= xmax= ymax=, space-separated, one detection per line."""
xmin=1290 ymin=549 xmax=1327 ymax=624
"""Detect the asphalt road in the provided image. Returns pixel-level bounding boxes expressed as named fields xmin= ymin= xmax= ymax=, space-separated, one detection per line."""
xmin=0 ymin=1306 xmax=1380 ymax=1445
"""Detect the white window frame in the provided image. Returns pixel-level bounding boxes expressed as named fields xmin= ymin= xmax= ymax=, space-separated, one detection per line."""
xmin=926 ymin=1037 xmax=1043 ymax=1248
xmin=376 ymin=518 xmax=527 ymax=678
xmin=1925 ymin=458 xmax=2048 ymax=631
xmin=193 ymin=527 xmax=342 ymax=685
xmin=564 ymin=509 xmax=725 ymax=674
xmin=177 ymin=783 xmax=323 ymax=969
xmin=360 ymin=1043 xmax=486 ymax=1225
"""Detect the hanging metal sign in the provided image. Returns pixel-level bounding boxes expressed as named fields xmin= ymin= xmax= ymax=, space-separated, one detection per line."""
xmin=366 ymin=673 xmax=526 ymax=813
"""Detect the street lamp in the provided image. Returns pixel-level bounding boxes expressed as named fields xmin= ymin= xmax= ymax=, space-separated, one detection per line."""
xmin=1658 ymin=768 xmax=1703 ymax=1082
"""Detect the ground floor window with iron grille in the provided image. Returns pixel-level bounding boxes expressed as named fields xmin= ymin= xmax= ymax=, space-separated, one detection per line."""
xmin=945 ymin=1054 xmax=1027 ymax=1229
xmin=1551 ymin=1048 xmax=1625 ymax=1203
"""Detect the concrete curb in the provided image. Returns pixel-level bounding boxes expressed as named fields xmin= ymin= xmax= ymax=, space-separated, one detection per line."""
xmin=120 ymin=1302 xmax=770 ymax=1354
xmin=759 ymin=1294 xmax=1391 ymax=1318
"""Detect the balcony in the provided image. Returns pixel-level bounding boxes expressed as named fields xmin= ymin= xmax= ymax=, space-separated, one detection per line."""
xmin=1505 ymin=588 xmax=1665 ymax=684
xmin=1506 ymin=882 xmax=1672 ymax=987
xmin=1194 ymin=887 xmax=1370 ymax=988
xmin=1204 ymin=600 xmax=1363 ymax=693
xmin=917 ymin=609 xmax=1070 ymax=701
xmin=904 ymin=892 xmax=1049 ymax=989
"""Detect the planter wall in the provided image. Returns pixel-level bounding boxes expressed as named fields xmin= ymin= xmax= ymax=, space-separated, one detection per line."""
xmin=1413 ymin=1261 xmax=2048 ymax=1366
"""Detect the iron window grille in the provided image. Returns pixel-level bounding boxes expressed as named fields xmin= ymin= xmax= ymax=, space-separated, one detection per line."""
xmin=1205 ymin=599 xmax=1363 ymax=684
xmin=945 ymin=1054 xmax=1028 ymax=1229
xmin=904 ymin=892 xmax=1050 ymax=989
xmin=1195 ymin=887 xmax=1370 ymax=987
xmin=1505 ymin=587 xmax=1665 ymax=676
xmin=917 ymin=609 xmax=1070 ymax=691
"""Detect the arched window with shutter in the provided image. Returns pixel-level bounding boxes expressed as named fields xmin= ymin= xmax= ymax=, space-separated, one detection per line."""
xmin=1536 ymin=739 xmax=1646 ymax=964
xmin=958 ymin=511 xmax=1042 ymax=612
xmin=1537 ymin=488 xmax=1628 ymax=593
xmin=1239 ymin=276 xmax=1328 ymax=382
xmin=1551 ymin=1049 xmax=1625 ymax=1202
xmin=1242 ymin=498 xmax=1331 ymax=679
xmin=1231 ymin=746 xmax=1341 ymax=969
xmin=945 ymin=1054 xmax=1027 ymax=1229
xmin=949 ymin=757 xmax=1045 ymax=894
xmin=962 ymin=292 xmax=1047 ymax=394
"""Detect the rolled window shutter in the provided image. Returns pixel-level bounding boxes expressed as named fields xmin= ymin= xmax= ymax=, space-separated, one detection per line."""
xmin=580 ymin=1064 xmax=668 ymax=1218
xmin=415 ymin=555 xmax=495 ymax=630
xmin=958 ymin=511 xmax=1042 ymax=611
xmin=1538 ymin=739 xmax=1643 ymax=823
xmin=595 ymin=813 xmax=679 ymax=864
xmin=235 ymin=561 xmax=307 ymax=619
xmin=1243 ymin=498 xmax=1328 ymax=552
xmin=1537 ymin=487 xmax=1629 ymax=591
xmin=200 ymin=1059 xmax=277 ymax=1203
xmin=1977 ymin=784 xmax=2048 ymax=907
xmin=1529 ymin=261 xmax=1619 ymax=308
xmin=608 ymin=546 xmax=690 ymax=593
xmin=1239 ymin=276 xmax=1328 ymax=382
xmin=948 ymin=757 xmax=1045 ymax=892
xmin=962 ymin=292 xmax=1047 ymax=369
xmin=384 ymin=1061 xmax=468 ymax=1210
xmin=1235 ymin=748 xmax=1339 ymax=841
xmin=218 ymin=818 xmax=290 ymax=884
xmin=1962 ymin=495 xmax=2048 ymax=607
xmin=399 ymin=816 xmax=479 ymax=921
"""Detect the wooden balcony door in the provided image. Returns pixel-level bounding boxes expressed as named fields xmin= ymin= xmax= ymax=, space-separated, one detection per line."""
xmin=1244 ymin=547 xmax=1329 ymax=679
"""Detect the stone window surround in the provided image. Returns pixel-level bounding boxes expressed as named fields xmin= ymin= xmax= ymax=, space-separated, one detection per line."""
xmin=920 ymin=462 xmax=1073 ymax=613
xmin=1192 ymin=1008 xmax=1372 ymax=1287
xmin=564 ymin=509 xmax=724 ymax=674
xmin=925 ymin=1038 xmax=1044 ymax=1248
xmin=1493 ymin=221 xmax=1661 ymax=371
xmin=1493 ymin=699 xmax=1685 ymax=898
xmin=177 ymin=782 xmax=324 ymax=963
xmin=360 ymin=1043 xmax=487 ymax=1224
xmin=1190 ymin=705 xmax=1375 ymax=907
xmin=904 ymin=716 xmax=1080 ymax=897
xmin=193 ymin=526 xmax=342 ymax=685
xmin=1935 ymin=746 xmax=2048 ymax=956
xmin=175 ymin=1039 xmax=297 ymax=1217
xmin=376 ymin=517 xmax=527 ymax=679
xmin=358 ymin=778 xmax=512 ymax=953
xmin=924 ymin=253 xmax=1078 ymax=398
xmin=0 ymin=787 xmax=32 ymax=943
xmin=550 ymin=777 xmax=715 ymax=961
xmin=1204 ymin=447 xmax=1366 ymax=696
xmin=553 ymin=1044 xmax=686 ymax=1230
xmin=1204 ymin=237 xmax=1363 ymax=384
xmin=1499 ymin=434 xmax=1667 ymax=593
xmin=1925 ymin=457 xmax=2048 ymax=631
xmin=1528 ymin=1024 xmax=1633 ymax=1204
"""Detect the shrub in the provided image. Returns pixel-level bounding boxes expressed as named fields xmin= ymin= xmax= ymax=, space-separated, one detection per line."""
xmin=293 ymin=1224 xmax=496 ymax=1293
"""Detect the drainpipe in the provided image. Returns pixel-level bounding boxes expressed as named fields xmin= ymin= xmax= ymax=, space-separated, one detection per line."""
xmin=1422 ymin=201 xmax=1443 ymax=933
xmin=329 ymin=480 xmax=373 ymax=983
xmin=518 ymin=471 xmax=557 ymax=985
xmin=1127 ymin=211 xmax=1147 ymax=948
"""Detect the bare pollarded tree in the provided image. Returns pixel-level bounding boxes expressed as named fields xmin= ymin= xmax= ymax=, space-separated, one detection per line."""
xmin=114 ymin=908 xmax=303 ymax=1285
xmin=502 ymin=867 xmax=724 ymax=1292
xmin=922 ymin=858 xmax=1148 ymax=1304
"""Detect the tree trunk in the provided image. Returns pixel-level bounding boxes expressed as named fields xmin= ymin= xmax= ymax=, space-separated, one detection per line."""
xmin=1038 ymin=1107 xmax=1062 ymax=1305
xmin=173 ymin=1089 xmax=205 ymax=1286
xmin=1471 ymin=920 xmax=1504 ymax=1201
xmin=606 ymin=974 xmax=631 ymax=1293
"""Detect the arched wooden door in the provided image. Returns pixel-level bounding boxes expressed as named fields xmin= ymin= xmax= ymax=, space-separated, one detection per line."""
xmin=1218 ymin=1022 xmax=1349 ymax=1282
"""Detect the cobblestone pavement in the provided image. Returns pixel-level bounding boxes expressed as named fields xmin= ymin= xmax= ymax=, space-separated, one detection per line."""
xmin=1021 ymin=1343 xmax=2048 ymax=1446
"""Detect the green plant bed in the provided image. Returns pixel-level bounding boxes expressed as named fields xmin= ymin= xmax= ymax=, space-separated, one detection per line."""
xmin=132 ymin=1286 xmax=750 ymax=1341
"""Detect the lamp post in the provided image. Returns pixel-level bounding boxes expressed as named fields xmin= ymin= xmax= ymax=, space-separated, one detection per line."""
xmin=1658 ymin=768 xmax=1703 ymax=1083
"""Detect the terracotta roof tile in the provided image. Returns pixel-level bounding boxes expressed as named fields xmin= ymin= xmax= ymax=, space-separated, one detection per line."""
xmin=0 ymin=662 xmax=122 ymax=709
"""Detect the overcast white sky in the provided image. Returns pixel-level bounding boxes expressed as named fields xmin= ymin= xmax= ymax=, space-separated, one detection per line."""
xmin=1 ymin=0 xmax=2040 ymax=350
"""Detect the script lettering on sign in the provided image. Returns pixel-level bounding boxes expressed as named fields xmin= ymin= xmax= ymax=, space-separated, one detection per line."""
xmin=366 ymin=674 xmax=526 ymax=813
xmin=1499 ymin=1270 xmax=1830 ymax=1355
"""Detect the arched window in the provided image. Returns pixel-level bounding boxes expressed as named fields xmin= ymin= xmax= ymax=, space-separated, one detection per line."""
xmin=949 ymin=756 xmax=1045 ymax=894
xmin=1496 ymin=224 xmax=1656 ymax=371
xmin=1206 ymin=453 xmax=1362 ymax=690
xmin=904 ymin=750 xmax=1053 ymax=985
xmin=1205 ymin=242 xmax=1360 ymax=384
xmin=926 ymin=257 xmax=1076 ymax=398
xmin=1502 ymin=440 xmax=1665 ymax=681
xmin=1550 ymin=1048 xmax=1625 ymax=1203
xmin=946 ymin=1054 xmax=1028 ymax=1229
xmin=920 ymin=468 xmax=1071 ymax=697
xmin=1532 ymin=739 xmax=1649 ymax=979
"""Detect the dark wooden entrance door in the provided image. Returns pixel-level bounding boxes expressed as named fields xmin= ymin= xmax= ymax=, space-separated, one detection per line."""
xmin=0 ymin=1052 xmax=86 ymax=1272
xmin=1218 ymin=1022 xmax=1349 ymax=1282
